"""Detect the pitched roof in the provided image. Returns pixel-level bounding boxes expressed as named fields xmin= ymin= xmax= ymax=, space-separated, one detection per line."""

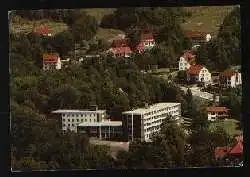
xmin=220 ymin=69 xmax=238 ymax=77
xmin=206 ymin=106 xmax=230 ymax=113
xmin=135 ymin=42 xmax=145 ymax=52
xmin=186 ymin=64 xmax=203 ymax=75
xmin=34 ymin=24 xmax=53 ymax=36
xmin=112 ymin=39 xmax=129 ymax=47
xmin=229 ymin=141 xmax=243 ymax=154
xmin=182 ymin=50 xmax=196 ymax=62
xmin=109 ymin=47 xmax=132 ymax=55
xmin=186 ymin=31 xmax=209 ymax=38
xmin=215 ymin=146 xmax=232 ymax=159
xmin=140 ymin=32 xmax=154 ymax=41
xmin=43 ymin=53 xmax=60 ymax=63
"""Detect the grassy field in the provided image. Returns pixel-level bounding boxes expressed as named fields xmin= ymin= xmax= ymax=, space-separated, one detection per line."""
xmin=95 ymin=28 xmax=125 ymax=42
xmin=10 ymin=16 xmax=68 ymax=35
xmin=182 ymin=6 xmax=237 ymax=36
xmin=209 ymin=119 xmax=242 ymax=137
xmin=83 ymin=8 xmax=116 ymax=24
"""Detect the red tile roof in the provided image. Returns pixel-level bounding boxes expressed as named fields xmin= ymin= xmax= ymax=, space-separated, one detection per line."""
xmin=112 ymin=39 xmax=129 ymax=47
xmin=140 ymin=32 xmax=154 ymax=41
xmin=186 ymin=64 xmax=203 ymax=75
xmin=206 ymin=106 xmax=230 ymax=113
xmin=182 ymin=50 xmax=196 ymax=62
xmin=34 ymin=24 xmax=53 ymax=36
xmin=215 ymin=146 xmax=231 ymax=159
xmin=110 ymin=47 xmax=132 ymax=55
xmin=135 ymin=42 xmax=145 ymax=52
xmin=220 ymin=69 xmax=238 ymax=77
xmin=43 ymin=53 xmax=60 ymax=63
xmin=229 ymin=141 xmax=243 ymax=154
xmin=186 ymin=31 xmax=209 ymax=38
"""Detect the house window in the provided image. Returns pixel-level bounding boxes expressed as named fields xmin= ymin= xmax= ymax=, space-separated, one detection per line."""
xmin=72 ymin=124 xmax=74 ymax=127
xmin=85 ymin=119 xmax=87 ymax=122
xmin=76 ymin=114 xmax=79 ymax=117
xmin=68 ymin=124 xmax=70 ymax=126
xmin=68 ymin=119 xmax=70 ymax=122
xmin=63 ymin=119 xmax=65 ymax=122
xmin=63 ymin=124 xmax=66 ymax=127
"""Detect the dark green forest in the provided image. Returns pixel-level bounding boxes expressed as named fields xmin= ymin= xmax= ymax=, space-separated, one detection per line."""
xmin=10 ymin=7 xmax=240 ymax=170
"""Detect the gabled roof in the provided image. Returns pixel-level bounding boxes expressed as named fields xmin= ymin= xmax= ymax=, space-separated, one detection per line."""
xmin=140 ymin=32 xmax=154 ymax=41
xmin=187 ymin=64 xmax=204 ymax=75
xmin=229 ymin=135 xmax=243 ymax=154
xmin=220 ymin=69 xmax=238 ymax=77
xmin=215 ymin=146 xmax=231 ymax=159
xmin=111 ymin=39 xmax=129 ymax=47
xmin=43 ymin=53 xmax=60 ymax=63
xmin=182 ymin=50 xmax=196 ymax=62
xmin=206 ymin=106 xmax=230 ymax=113
xmin=34 ymin=24 xmax=53 ymax=36
xmin=135 ymin=42 xmax=145 ymax=52
xmin=186 ymin=31 xmax=209 ymax=38
xmin=109 ymin=47 xmax=132 ymax=55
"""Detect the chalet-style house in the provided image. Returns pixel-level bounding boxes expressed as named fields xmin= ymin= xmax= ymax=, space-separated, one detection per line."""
xmin=135 ymin=32 xmax=156 ymax=53
xmin=33 ymin=24 xmax=53 ymax=37
xmin=206 ymin=106 xmax=230 ymax=121
xmin=186 ymin=64 xmax=211 ymax=84
xmin=42 ymin=53 xmax=61 ymax=70
xmin=219 ymin=69 xmax=242 ymax=88
xmin=179 ymin=50 xmax=196 ymax=71
xmin=215 ymin=135 xmax=243 ymax=166
xmin=107 ymin=39 xmax=132 ymax=58
xmin=186 ymin=31 xmax=212 ymax=46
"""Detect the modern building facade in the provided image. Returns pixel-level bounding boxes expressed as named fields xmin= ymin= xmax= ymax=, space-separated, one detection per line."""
xmin=52 ymin=108 xmax=122 ymax=140
xmin=122 ymin=103 xmax=181 ymax=142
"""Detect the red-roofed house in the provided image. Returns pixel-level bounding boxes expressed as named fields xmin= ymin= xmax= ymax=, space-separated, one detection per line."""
xmin=135 ymin=32 xmax=156 ymax=53
xmin=219 ymin=69 xmax=242 ymax=88
xmin=185 ymin=31 xmax=212 ymax=45
xmin=186 ymin=65 xmax=211 ymax=83
xmin=33 ymin=24 xmax=53 ymax=37
xmin=108 ymin=39 xmax=132 ymax=58
xmin=215 ymin=135 xmax=243 ymax=164
xmin=179 ymin=50 xmax=196 ymax=71
xmin=206 ymin=106 xmax=230 ymax=121
xmin=42 ymin=53 xmax=61 ymax=70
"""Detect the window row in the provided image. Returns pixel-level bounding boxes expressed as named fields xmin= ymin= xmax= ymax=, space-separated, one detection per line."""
xmin=62 ymin=113 xmax=98 ymax=117
xmin=63 ymin=119 xmax=97 ymax=122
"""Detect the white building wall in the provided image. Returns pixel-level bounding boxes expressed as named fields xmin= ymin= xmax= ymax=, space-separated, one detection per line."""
xmin=198 ymin=67 xmax=211 ymax=83
xmin=179 ymin=57 xmax=190 ymax=71
xmin=56 ymin=57 xmax=62 ymax=70
xmin=61 ymin=111 xmax=106 ymax=132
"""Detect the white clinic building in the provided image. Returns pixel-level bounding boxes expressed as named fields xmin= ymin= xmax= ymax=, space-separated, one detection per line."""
xmin=122 ymin=102 xmax=181 ymax=142
xmin=52 ymin=109 xmax=123 ymax=140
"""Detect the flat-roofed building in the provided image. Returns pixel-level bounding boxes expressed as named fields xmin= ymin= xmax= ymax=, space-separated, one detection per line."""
xmin=52 ymin=109 xmax=107 ymax=132
xmin=122 ymin=102 xmax=181 ymax=142
xmin=77 ymin=121 xmax=123 ymax=140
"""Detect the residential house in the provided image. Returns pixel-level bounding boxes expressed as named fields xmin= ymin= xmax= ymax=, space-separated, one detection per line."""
xmin=215 ymin=135 xmax=243 ymax=166
xmin=186 ymin=31 xmax=212 ymax=46
xmin=107 ymin=39 xmax=132 ymax=58
xmin=179 ymin=50 xmax=196 ymax=71
xmin=33 ymin=24 xmax=53 ymax=37
xmin=219 ymin=69 xmax=242 ymax=88
xmin=135 ymin=32 xmax=156 ymax=53
xmin=206 ymin=106 xmax=230 ymax=121
xmin=42 ymin=53 xmax=61 ymax=70
xmin=186 ymin=64 xmax=211 ymax=84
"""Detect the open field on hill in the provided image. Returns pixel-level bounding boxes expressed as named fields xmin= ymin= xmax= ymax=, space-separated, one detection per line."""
xmin=182 ymin=6 xmax=237 ymax=35
xmin=9 ymin=16 xmax=68 ymax=35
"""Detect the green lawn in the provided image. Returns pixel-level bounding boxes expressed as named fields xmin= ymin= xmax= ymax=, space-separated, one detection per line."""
xmin=182 ymin=6 xmax=237 ymax=36
xmin=10 ymin=16 xmax=68 ymax=35
xmin=209 ymin=119 xmax=242 ymax=137
xmin=83 ymin=8 xmax=116 ymax=24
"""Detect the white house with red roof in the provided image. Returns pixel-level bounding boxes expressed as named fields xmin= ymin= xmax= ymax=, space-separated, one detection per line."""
xmin=186 ymin=64 xmax=211 ymax=84
xmin=179 ymin=50 xmax=196 ymax=71
xmin=107 ymin=39 xmax=132 ymax=58
xmin=219 ymin=69 xmax=241 ymax=88
xmin=206 ymin=106 xmax=230 ymax=121
xmin=135 ymin=32 xmax=156 ymax=53
xmin=33 ymin=24 xmax=53 ymax=37
xmin=42 ymin=53 xmax=61 ymax=70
